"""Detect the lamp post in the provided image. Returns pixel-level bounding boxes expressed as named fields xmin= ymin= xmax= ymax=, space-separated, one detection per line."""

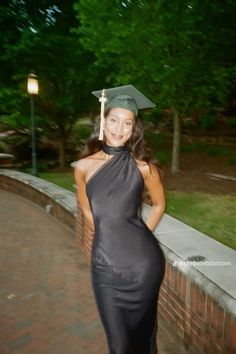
xmin=27 ymin=73 xmax=39 ymax=176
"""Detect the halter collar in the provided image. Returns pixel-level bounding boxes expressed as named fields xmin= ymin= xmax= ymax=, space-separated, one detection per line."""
xmin=102 ymin=144 xmax=129 ymax=155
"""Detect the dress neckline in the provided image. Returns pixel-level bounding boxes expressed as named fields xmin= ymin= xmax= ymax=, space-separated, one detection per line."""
xmin=102 ymin=144 xmax=129 ymax=155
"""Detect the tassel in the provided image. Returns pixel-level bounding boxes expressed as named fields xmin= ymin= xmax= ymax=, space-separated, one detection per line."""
xmin=98 ymin=89 xmax=107 ymax=140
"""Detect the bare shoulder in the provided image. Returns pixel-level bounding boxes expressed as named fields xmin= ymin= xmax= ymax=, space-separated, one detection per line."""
xmin=74 ymin=150 xmax=105 ymax=182
xmin=75 ymin=151 xmax=102 ymax=170
xmin=134 ymin=158 xmax=159 ymax=181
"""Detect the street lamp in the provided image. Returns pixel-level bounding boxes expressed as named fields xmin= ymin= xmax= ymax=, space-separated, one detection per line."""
xmin=27 ymin=72 xmax=39 ymax=176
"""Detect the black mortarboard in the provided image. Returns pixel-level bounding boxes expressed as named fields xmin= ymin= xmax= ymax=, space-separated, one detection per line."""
xmin=92 ymin=85 xmax=156 ymax=140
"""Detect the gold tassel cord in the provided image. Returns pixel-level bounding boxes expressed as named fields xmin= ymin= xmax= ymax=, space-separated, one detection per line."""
xmin=98 ymin=89 xmax=107 ymax=141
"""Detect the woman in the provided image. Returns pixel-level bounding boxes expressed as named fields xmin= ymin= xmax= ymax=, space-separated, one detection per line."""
xmin=74 ymin=85 xmax=166 ymax=354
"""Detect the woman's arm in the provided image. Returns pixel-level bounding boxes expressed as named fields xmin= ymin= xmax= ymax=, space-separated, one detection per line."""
xmin=142 ymin=163 xmax=165 ymax=231
xmin=74 ymin=161 xmax=95 ymax=232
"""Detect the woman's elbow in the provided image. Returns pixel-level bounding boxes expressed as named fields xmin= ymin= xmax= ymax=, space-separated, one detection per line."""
xmin=154 ymin=201 xmax=165 ymax=215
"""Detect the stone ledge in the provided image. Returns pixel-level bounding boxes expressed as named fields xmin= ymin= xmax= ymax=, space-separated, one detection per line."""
xmin=142 ymin=205 xmax=236 ymax=317
xmin=0 ymin=169 xmax=76 ymax=215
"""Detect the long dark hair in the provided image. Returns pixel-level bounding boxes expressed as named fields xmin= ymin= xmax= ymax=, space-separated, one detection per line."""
xmin=79 ymin=111 xmax=161 ymax=172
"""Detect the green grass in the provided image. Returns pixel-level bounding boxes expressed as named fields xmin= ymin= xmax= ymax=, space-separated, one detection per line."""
xmin=39 ymin=172 xmax=236 ymax=250
xmin=166 ymin=191 xmax=236 ymax=250
xmin=181 ymin=142 xmax=206 ymax=153
xmin=39 ymin=172 xmax=75 ymax=192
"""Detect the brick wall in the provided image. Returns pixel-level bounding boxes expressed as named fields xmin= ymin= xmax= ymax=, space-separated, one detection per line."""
xmin=159 ymin=262 xmax=236 ymax=353
xmin=1 ymin=170 xmax=235 ymax=354
xmin=75 ymin=203 xmax=94 ymax=263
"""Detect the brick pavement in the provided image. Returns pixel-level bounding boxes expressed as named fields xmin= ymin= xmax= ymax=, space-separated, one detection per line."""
xmin=0 ymin=190 xmax=187 ymax=354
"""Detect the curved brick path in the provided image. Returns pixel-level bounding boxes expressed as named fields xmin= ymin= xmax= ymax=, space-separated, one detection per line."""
xmin=0 ymin=190 xmax=187 ymax=354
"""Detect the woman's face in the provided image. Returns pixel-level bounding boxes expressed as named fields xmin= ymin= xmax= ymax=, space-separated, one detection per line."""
xmin=103 ymin=107 xmax=135 ymax=147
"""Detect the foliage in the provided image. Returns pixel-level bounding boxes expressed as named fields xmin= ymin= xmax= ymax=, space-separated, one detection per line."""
xmin=0 ymin=0 xmax=235 ymax=171
xmin=199 ymin=111 xmax=218 ymax=131
xmin=181 ymin=142 xmax=206 ymax=153
xmin=73 ymin=122 xmax=93 ymax=145
xmin=206 ymin=146 xmax=230 ymax=156
xmin=74 ymin=0 xmax=235 ymax=172
xmin=226 ymin=117 xmax=236 ymax=127
xmin=227 ymin=156 xmax=236 ymax=166
xmin=0 ymin=88 xmax=31 ymax=131
xmin=76 ymin=0 xmax=234 ymax=110
xmin=0 ymin=0 xmax=105 ymax=166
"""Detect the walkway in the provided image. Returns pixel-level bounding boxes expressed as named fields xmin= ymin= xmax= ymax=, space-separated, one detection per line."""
xmin=0 ymin=190 xmax=187 ymax=354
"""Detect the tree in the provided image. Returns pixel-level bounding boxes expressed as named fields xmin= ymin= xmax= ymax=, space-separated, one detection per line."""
xmin=0 ymin=0 xmax=105 ymax=167
xmin=74 ymin=0 xmax=235 ymax=173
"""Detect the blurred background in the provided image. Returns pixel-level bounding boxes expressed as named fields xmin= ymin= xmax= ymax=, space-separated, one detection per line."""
xmin=0 ymin=0 xmax=236 ymax=248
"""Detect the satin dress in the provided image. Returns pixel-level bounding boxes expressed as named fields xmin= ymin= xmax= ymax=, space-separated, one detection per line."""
xmin=86 ymin=144 xmax=165 ymax=354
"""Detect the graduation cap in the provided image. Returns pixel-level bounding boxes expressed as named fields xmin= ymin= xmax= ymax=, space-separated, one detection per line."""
xmin=92 ymin=85 xmax=156 ymax=140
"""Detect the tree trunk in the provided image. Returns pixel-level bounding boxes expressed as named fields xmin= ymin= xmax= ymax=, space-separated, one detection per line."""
xmin=171 ymin=107 xmax=181 ymax=174
xmin=58 ymin=138 xmax=66 ymax=168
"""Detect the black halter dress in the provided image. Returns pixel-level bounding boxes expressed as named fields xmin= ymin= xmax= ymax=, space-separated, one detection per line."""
xmin=86 ymin=144 xmax=165 ymax=354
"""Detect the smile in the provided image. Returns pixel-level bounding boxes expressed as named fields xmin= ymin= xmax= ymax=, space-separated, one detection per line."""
xmin=111 ymin=134 xmax=123 ymax=140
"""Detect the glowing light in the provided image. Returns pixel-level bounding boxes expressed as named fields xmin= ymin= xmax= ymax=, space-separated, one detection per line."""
xmin=27 ymin=73 xmax=39 ymax=95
